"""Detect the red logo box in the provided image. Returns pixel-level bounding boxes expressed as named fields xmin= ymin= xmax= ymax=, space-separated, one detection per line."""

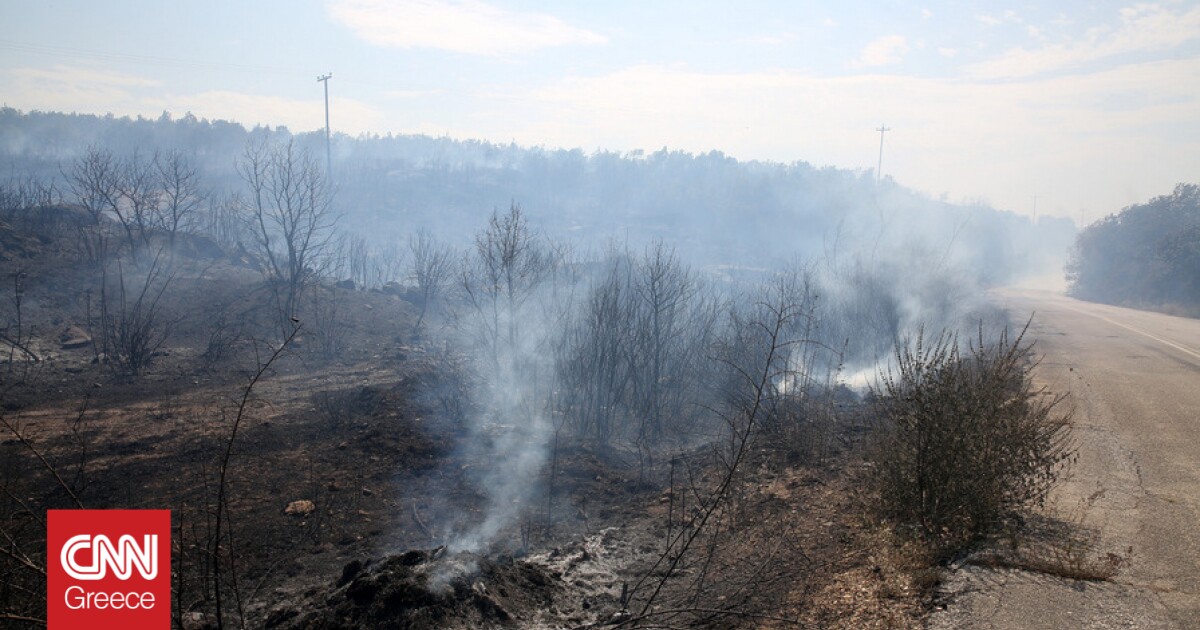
xmin=47 ymin=509 xmax=171 ymax=630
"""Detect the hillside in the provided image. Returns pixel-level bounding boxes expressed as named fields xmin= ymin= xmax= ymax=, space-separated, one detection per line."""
xmin=1 ymin=108 xmax=1073 ymax=282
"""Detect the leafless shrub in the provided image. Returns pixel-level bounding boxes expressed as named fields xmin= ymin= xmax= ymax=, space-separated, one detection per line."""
xmin=753 ymin=268 xmax=844 ymax=462
xmin=559 ymin=251 xmax=636 ymax=445
xmin=64 ymin=147 xmax=208 ymax=257
xmin=305 ymin=285 xmax=346 ymax=360
xmin=554 ymin=242 xmax=722 ymax=455
xmin=2 ymin=269 xmax=40 ymax=385
xmin=202 ymin=310 xmax=247 ymax=368
xmin=64 ymin=145 xmax=121 ymax=228
xmin=154 ymin=149 xmax=206 ymax=245
xmin=111 ymin=151 xmax=162 ymax=253
xmin=868 ymin=321 xmax=1074 ymax=560
xmin=313 ymin=389 xmax=353 ymax=430
xmin=312 ymin=385 xmax=382 ymax=435
xmin=237 ymin=139 xmax=338 ymax=336
xmin=370 ymin=243 xmax=407 ymax=290
xmin=74 ymin=221 xmax=113 ymax=267
xmin=456 ymin=203 xmax=552 ymax=373
xmin=97 ymin=250 xmax=178 ymax=376
xmin=0 ymin=172 xmax=59 ymax=234
xmin=342 ymin=232 xmax=369 ymax=289
xmin=204 ymin=193 xmax=252 ymax=252
xmin=428 ymin=348 xmax=474 ymax=426
xmin=620 ymin=273 xmax=819 ymax=627
xmin=407 ymin=229 xmax=454 ymax=337
xmin=325 ymin=234 xmax=405 ymax=292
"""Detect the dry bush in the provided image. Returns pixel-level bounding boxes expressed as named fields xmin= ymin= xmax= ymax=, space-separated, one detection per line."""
xmin=202 ymin=311 xmax=247 ymax=368
xmin=98 ymin=251 xmax=177 ymax=377
xmin=305 ymin=286 xmax=346 ymax=360
xmin=868 ymin=322 xmax=1073 ymax=560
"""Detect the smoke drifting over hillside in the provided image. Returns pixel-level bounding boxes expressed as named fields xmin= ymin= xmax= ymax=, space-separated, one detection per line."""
xmin=1 ymin=109 xmax=1077 ymax=552
xmin=1 ymin=109 xmax=1073 ymax=285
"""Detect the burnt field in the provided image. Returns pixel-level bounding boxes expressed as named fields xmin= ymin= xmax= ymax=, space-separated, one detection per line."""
xmin=0 ymin=206 xmax=944 ymax=629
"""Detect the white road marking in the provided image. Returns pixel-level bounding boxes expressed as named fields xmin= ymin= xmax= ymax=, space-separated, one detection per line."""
xmin=1059 ymin=303 xmax=1200 ymax=362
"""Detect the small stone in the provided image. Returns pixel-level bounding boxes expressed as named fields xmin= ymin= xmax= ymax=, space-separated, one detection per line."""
xmin=284 ymin=500 xmax=316 ymax=516
xmin=60 ymin=326 xmax=92 ymax=349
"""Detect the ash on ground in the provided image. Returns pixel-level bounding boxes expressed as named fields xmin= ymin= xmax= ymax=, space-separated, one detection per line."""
xmin=266 ymin=539 xmax=637 ymax=630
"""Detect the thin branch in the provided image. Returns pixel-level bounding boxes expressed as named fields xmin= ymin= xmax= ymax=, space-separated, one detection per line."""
xmin=0 ymin=332 xmax=39 ymax=362
xmin=0 ymin=613 xmax=45 ymax=625
xmin=0 ymin=528 xmax=45 ymax=576
xmin=628 ymin=301 xmax=791 ymax=617
xmin=212 ymin=324 xmax=298 ymax=630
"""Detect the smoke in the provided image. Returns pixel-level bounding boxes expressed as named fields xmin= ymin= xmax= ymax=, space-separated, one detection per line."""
xmin=445 ymin=340 xmax=554 ymax=553
xmin=425 ymin=205 xmax=566 ymax=553
xmin=413 ymin=187 xmax=1044 ymax=552
xmin=0 ymin=110 xmax=1082 ymax=553
xmin=804 ymin=193 xmax=1018 ymax=393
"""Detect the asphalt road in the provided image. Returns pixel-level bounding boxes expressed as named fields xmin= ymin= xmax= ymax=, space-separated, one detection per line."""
xmin=928 ymin=289 xmax=1200 ymax=630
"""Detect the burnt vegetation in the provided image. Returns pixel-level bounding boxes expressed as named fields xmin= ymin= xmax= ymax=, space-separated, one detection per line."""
xmin=0 ymin=109 xmax=1081 ymax=628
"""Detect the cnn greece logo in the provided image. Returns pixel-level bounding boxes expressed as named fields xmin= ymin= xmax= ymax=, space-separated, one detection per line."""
xmin=48 ymin=509 xmax=170 ymax=629
xmin=60 ymin=533 xmax=158 ymax=580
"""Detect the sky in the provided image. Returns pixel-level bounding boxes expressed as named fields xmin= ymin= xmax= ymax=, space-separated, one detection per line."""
xmin=2 ymin=0 xmax=1199 ymax=222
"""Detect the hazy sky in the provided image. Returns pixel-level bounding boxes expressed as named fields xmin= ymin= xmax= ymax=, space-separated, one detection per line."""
xmin=2 ymin=1 xmax=1199 ymax=221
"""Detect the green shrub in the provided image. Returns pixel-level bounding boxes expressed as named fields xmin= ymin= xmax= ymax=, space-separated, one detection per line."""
xmin=869 ymin=323 xmax=1073 ymax=560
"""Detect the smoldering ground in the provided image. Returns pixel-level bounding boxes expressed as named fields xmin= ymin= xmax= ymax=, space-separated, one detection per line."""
xmin=388 ymin=188 xmax=1032 ymax=563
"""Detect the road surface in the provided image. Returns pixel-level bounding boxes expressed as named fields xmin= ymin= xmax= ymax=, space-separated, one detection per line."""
xmin=929 ymin=289 xmax=1200 ymax=630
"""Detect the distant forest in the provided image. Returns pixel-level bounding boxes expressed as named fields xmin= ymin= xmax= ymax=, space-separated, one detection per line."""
xmin=1068 ymin=184 xmax=1200 ymax=312
xmin=0 ymin=107 xmax=1072 ymax=283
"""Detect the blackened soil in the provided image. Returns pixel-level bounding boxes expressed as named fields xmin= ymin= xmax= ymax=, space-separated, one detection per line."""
xmin=268 ymin=548 xmax=563 ymax=630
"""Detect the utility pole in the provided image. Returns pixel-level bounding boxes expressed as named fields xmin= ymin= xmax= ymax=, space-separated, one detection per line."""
xmin=317 ymin=73 xmax=332 ymax=177
xmin=876 ymin=124 xmax=891 ymax=184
